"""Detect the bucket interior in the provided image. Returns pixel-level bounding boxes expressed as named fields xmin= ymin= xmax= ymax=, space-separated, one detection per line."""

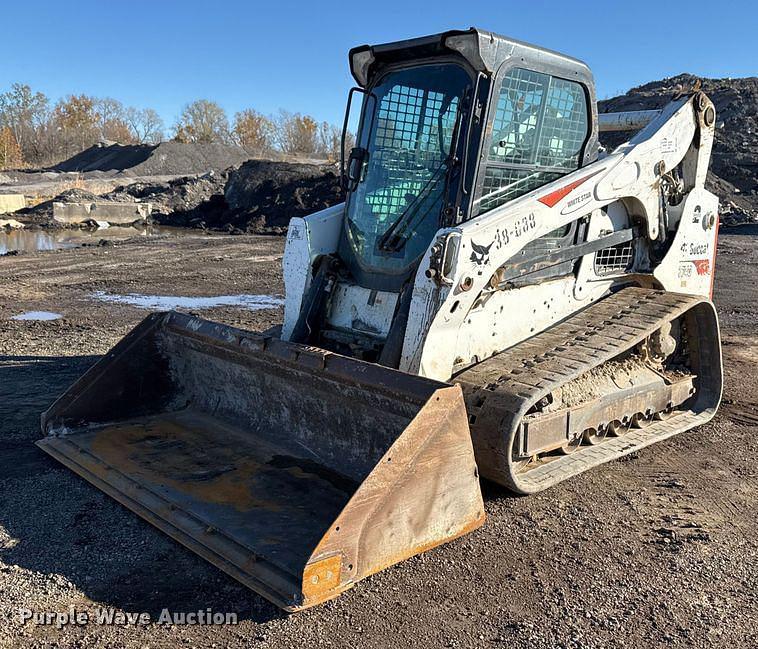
xmin=39 ymin=312 xmax=455 ymax=607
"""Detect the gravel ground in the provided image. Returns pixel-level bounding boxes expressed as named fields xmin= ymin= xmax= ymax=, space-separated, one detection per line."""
xmin=0 ymin=228 xmax=756 ymax=648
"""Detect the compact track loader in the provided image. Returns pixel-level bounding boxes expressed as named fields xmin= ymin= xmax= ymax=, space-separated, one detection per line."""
xmin=39 ymin=29 xmax=723 ymax=611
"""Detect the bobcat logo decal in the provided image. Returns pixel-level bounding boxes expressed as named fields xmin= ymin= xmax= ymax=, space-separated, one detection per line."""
xmin=470 ymin=241 xmax=493 ymax=266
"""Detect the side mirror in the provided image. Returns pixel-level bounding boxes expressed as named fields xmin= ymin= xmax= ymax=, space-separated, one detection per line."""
xmin=343 ymin=147 xmax=369 ymax=192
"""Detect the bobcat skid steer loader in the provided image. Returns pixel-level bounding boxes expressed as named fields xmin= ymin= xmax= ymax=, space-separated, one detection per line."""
xmin=38 ymin=28 xmax=723 ymax=611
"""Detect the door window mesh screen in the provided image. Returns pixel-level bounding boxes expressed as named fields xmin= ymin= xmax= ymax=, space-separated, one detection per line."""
xmin=479 ymin=168 xmax=562 ymax=212
xmin=489 ymin=69 xmax=546 ymax=165
xmin=342 ymin=64 xmax=469 ymax=275
xmin=479 ymin=68 xmax=588 ymax=213
xmin=368 ymin=86 xmax=458 ymax=225
xmin=537 ymin=78 xmax=588 ymax=168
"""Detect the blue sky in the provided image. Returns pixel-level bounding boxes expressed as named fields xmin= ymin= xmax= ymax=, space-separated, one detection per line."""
xmin=3 ymin=0 xmax=754 ymax=130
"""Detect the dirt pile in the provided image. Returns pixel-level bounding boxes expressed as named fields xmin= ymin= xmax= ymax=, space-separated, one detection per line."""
xmin=52 ymin=141 xmax=250 ymax=177
xmin=599 ymin=74 xmax=758 ymax=224
xmin=109 ymin=171 xmax=228 ymax=216
xmin=21 ymin=161 xmax=345 ymax=233
xmin=222 ymin=160 xmax=344 ymax=232
xmin=150 ymin=160 xmax=344 ymax=233
xmin=18 ymin=173 xmax=228 ymax=227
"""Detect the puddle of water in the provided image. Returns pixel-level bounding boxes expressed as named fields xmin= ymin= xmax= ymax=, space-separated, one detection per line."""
xmin=91 ymin=291 xmax=284 ymax=311
xmin=12 ymin=311 xmax=63 ymax=321
xmin=0 ymin=226 xmax=199 ymax=255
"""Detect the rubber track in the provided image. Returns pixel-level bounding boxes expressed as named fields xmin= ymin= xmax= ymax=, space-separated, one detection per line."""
xmin=455 ymin=287 xmax=722 ymax=494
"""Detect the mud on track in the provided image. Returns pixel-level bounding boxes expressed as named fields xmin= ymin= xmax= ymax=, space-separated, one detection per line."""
xmin=0 ymin=228 xmax=756 ymax=648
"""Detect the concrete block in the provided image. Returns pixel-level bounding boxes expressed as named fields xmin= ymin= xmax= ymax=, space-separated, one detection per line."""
xmin=0 ymin=194 xmax=26 ymax=214
xmin=52 ymin=201 xmax=151 ymax=225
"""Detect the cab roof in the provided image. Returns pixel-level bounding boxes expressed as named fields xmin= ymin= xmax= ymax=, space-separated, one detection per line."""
xmin=349 ymin=27 xmax=592 ymax=87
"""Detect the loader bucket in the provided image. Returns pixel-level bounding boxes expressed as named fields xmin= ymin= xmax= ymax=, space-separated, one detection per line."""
xmin=38 ymin=312 xmax=484 ymax=611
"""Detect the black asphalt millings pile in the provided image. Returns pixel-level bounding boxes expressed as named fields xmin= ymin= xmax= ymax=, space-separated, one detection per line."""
xmin=52 ymin=141 xmax=251 ymax=177
xmin=52 ymin=143 xmax=155 ymax=173
xmin=599 ymin=74 xmax=758 ymax=224
xmin=127 ymin=141 xmax=250 ymax=176
xmin=18 ymin=173 xmax=228 ymax=228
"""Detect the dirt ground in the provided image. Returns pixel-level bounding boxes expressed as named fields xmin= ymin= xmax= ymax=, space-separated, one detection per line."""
xmin=0 ymin=228 xmax=756 ymax=648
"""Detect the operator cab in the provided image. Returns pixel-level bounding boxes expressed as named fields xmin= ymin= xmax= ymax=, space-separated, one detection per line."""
xmin=291 ymin=28 xmax=599 ymax=363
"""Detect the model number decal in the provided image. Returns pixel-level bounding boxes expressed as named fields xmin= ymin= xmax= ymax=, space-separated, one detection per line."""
xmin=492 ymin=213 xmax=537 ymax=248
xmin=473 ymin=214 xmax=537 ymax=265
xmin=678 ymin=263 xmax=693 ymax=279
xmin=512 ymin=213 xmax=536 ymax=238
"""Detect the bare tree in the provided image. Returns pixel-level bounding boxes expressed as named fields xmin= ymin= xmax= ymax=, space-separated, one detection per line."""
xmin=0 ymin=81 xmax=355 ymax=166
xmin=93 ymin=97 xmax=135 ymax=143
xmin=274 ymin=110 xmax=319 ymax=155
xmin=94 ymin=98 xmax=123 ymax=137
xmin=0 ymin=83 xmax=49 ymax=164
xmin=317 ymin=121 xmax=349 ymax=161
xmin=173 ymin=100 xmax=230 ymax=144
xmin=125 ymin=107 xmax=164 ymax=144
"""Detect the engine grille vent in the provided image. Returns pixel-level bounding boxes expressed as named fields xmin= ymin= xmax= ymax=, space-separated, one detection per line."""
xmin=594 ymin=240 xmax=634 ymax=275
